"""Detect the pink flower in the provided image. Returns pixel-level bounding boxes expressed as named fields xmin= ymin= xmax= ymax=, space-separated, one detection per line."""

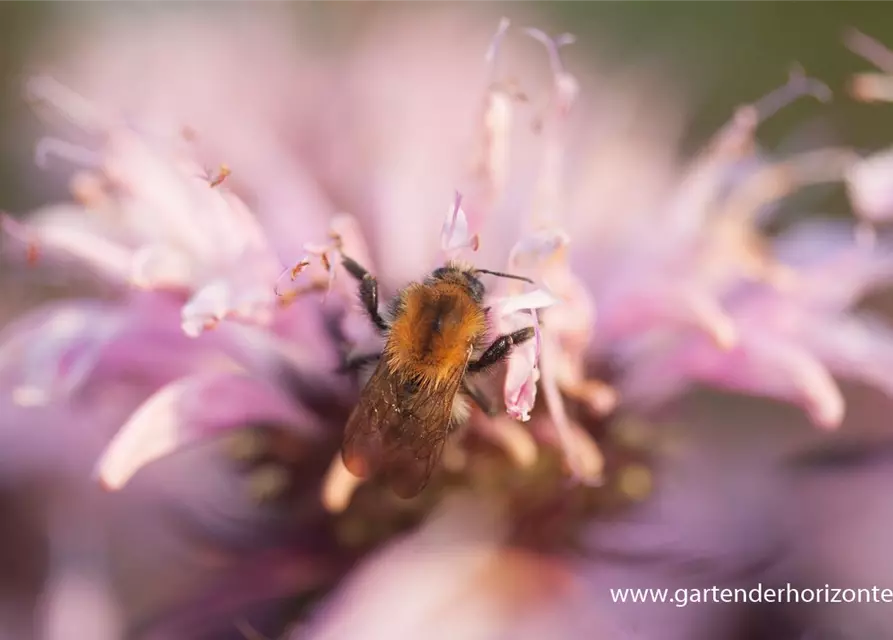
xmin=6 ymin=8 xmax=893 ymax=639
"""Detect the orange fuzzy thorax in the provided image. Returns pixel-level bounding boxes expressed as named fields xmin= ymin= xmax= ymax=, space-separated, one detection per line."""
xmin=385 ymin=282 xmax=487 ymax=389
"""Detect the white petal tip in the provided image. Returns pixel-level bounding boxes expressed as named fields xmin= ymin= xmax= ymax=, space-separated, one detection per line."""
xmin=12 ymin=386 xmax=49 ymax=407
xmin=322 ymin=454 xmax=363 ymax=513
xmin=812 ymin=404 xmax=844 ymax=430
xmin=96 ymin=474 xmax=124 ymax=493
xmin=712 ymin=324 xmax=739 ymax=351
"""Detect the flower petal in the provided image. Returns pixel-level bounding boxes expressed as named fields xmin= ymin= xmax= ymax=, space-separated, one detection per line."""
xmin=299 ymin=496 xmax=512 ymax=639
xmin=441 ymin=192 xmax=479 ymax=255
xmin=625 ymin=332 xmax=844 ymax=430
xmin=490 ymin=288 xmax=560 ymax=317
xmin=0 ymin=302 xmax=125 ymax=407
xmin=802 ymin=314 xmax=893 ymax=398
xmin=846 ymin=149 xmax=893 ymax=222
xmin=599 ymin=282 xmax=737 ymax=351
xmin=130 ymin=244 xmax=194 ymax=289
xmin=504 ymin=345 xmax=540 ymax=422
xmin=508 ymin=229 xmax=570 ymax=269
xmin=844 ymin=28 xmax=893 ymax=74
xmin=2 ymin=211 xmax=133 ymax=281
xmin=95 ymin=371 xmax=309 ymax=490
xmin=181 ymin=281 xmax=232 ymax=337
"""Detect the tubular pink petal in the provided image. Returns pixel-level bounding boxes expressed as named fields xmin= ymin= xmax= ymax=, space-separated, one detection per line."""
xmin=0 ymin=303 xmax=126 ymax=407
xmin=539 ymin=333 xmax=604 ymax=485
xmin=103 ymin=134 xmax=220 ymax=261
xmin=803 ymin=315 xmax=893 ymax=399
xmin=95 ymin=371 xmax=309 ymax=491
xmin=25 ymin=75 xmax=118 ymax=134
xmin=721 ymin=148 xmax=857 ymax=226
xmin=130 ymin=244 xmax=194 ymax=290
xmin=846 ymin=148 xmax=893 ymax=222
xmin=600 ymin=284 xmax=737 ymax=351
xmin=524 ymin=29 xmax=578 ymax=230
xmin=749 ymin=66 xmax=831 ymax=122
xmin=484 ymin=18 xmax=511 ymax=67
xmin=475 ymin=417 xmax=538 ymax=469
xmin=508 ymin=229 xmax=570 ymax=269
xmin=667 ymin=71 xmax=832 ymax=241
xmin=181 ymin=282 xmax=233 ymax=338
xmin=844 ymin=28 xmax=893 ymax=73
xmin=2 ymin=212 xmax=133 ymax=281
xmin=35 ymin=137 xmax=103 ymax=170
xmin=697 ymin=336 xmax=845 ymax=430
xmin=674 ymin=288 xmax=738 ymax=350
xmin=490 ymin=289 xmax=560 ymax=317
xmin=467 ymin=18 xmax=519 ymax=220
xmin=504 ymin=340 xmax=540 ymax=423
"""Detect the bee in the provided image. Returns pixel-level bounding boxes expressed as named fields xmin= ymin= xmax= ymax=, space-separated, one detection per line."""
xmin=338 ymin=255 xmax=536 ymax=498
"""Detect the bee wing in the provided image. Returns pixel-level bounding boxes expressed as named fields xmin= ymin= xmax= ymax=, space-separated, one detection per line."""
xmin=342 ymin=358 xmax=465 ymax=498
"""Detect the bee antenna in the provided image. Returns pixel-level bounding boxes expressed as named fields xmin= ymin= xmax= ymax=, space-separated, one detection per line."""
xmin=474 ymin=268 xmax=534 ymax=284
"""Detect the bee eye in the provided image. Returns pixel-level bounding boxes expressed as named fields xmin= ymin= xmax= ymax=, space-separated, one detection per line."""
xmin=462 ymin=273 xmax=485 ymax=301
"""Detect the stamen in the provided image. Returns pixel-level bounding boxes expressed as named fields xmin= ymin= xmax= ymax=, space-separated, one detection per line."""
xmin=273 ymin=259 xmax=311 ymax=298
xmin=844 ymin=28 xmax=893 ymax=73
xmin=208 ymin=164 xmax=231 ymax=188
xmin=278 ymin=233 xmax=346 ymax=301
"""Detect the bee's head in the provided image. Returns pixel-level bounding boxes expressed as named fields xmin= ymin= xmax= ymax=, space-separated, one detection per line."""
xmin=429 ymin=261 xmax=534 ymax=303
xmin=428 ymin=262 xmax=486 ymax=303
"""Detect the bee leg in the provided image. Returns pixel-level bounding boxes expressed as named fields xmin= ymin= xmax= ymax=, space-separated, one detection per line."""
xmin=338 ymin=351 xmax=381 ymax=373
xmin=468 ymin=326 xmax=536 ymax=374
xmin=462 ymin=380 xmax=498 ymax=417
xmin=341 ymin=255 xmax=389 ymax=333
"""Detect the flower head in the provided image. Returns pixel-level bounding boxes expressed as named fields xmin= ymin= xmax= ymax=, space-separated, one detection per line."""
xmin=6 ymin=8 xmax=893 ymax=639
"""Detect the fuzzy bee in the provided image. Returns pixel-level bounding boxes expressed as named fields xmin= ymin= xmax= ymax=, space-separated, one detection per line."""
xmin=338 ymin=255 xmax=536 ymax=498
